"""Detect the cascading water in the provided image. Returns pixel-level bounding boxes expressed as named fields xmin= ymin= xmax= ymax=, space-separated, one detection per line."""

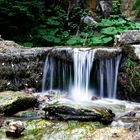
xmin=42 ymin=48 xmax=121 ymax=101
xmin=71 ymin=48 xmax=97 ymax=101
xmin=42 ymin=56 xmax=73 ymax=93
xmin=98 ymin=54 xmax=122 ymax=98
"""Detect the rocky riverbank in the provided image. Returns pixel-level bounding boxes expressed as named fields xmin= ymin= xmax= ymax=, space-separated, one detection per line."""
xmin=0 ymin=91 xmax=139 ymax=140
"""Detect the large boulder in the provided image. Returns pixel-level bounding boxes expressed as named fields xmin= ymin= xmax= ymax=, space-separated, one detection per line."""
xmin=116 ymin=30 xmax=140 ymax=45
xmin=43 ymin=100 xmax=115 ymax=124
xmin=0 ymin=91 xmax=37 ymax=116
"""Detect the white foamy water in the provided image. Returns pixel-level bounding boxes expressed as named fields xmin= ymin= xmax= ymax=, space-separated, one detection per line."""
xmin=132 ymin=44 xmax=140 ymax=59
xmin=71 ymin=48 xmax=97 ymax=101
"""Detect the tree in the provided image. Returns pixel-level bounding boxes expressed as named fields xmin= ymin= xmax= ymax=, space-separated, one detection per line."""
xmin=0 ymin=0 xmax=44 ymax=44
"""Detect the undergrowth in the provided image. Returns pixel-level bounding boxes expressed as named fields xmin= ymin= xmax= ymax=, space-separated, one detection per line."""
xmin=0 ymin=0 xmax=140 ymax=47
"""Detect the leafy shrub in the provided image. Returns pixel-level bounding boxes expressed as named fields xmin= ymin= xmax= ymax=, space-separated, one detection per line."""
xmin=66 ymin=15 xmax=140 ymax=47
xmin=31 ymin=5 xmax=68 ymax=46
xmin=0 ymin=0 xmax=44 ymax=45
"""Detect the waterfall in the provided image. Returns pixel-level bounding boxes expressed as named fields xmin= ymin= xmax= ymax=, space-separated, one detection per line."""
xmin=99 ymin=61 xmax=104 ymax=98
xmin=71 ymin=48 xmax=96 ymax=101
xmin=98 ymin=54 xmax=122 ymax=98
xmin=42 ymin=56 xmax=73 ymax=93
xmin=42 ymin=57 xmax=50 ymax=92
xmin=42 ymin=48 xmax=121 ymax=100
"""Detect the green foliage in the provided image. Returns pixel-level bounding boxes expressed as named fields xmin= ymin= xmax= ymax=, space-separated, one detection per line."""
xmin=31 ymin=5 xmax=68 ymax=46
xmin=22 ymin=42 xmax=33 ymax=47
xmin=67 ymin=5 xmax=89 ymax=33
xmin=112 ymin=0 xmax=121 ymax=14
xmin=0 ymin=1 xmax=68 ymax=46
xmin=68 ymin=121 xmax=78 ymax=129
xmin=66 ymin=15 xmax=139 ymax=47
xmin=0 ymin=0 xmax=44 ymax=45
xmin=66 ymin=36 xmax=83 ymax=46
xmin=0 ymin=1 xmax=140 ymax=47
xmin=89 ymin=35 xmax=113 ymax=46
xmin=125 ymin=59 xmax=140 ymax=90
xmin=134 ymin=23 xmax=140 ymax=28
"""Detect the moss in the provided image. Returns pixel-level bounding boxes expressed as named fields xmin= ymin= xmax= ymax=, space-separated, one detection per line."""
xmin=43 ymin=101 xmax=114 ymax=124
xmin=124 ymin=59 xmax=140 ymax=90
xmin=0 ymin=91 xmax=37 ymax=115
xmin=118 ymin=58 xmax=140 ymax=102
xmin=20 ymin=119 xmax=103 ymax=140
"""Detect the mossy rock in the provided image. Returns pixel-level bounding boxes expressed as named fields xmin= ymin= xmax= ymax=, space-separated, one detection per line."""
xmin=0 ymin=91 xmax=37 ymax=116
xmin=17 ymin=119 xmax=103 ymax=140
xmin=43 ymin=100 xmax=115 ymax=124
xmin=118 ymin=58 xmax=140 ymax=102
xmin=0 ymin=119 xmax=135 ymax=140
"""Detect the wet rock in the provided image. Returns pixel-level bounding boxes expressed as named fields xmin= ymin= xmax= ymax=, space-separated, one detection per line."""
xmin=111 ymin=120 xmax=134 ymax=129
xmin=84 ymin=127 xmax=134 ymax=140
xmin=91 ymin=96 xmax=101 ymax=100
xmin=0 ymin=36 xmax=22 ymax=53
xmin=130 ymin=45 xmax=140 ymax=60
xmin=0 ymin=114 xmax=4 ymax=128
xmin=0 ymin=91 xmax=37 ymax=116
xmin=112 ymin=117 xmax=140 ymax=131
xmin=97 ymin=0 xmax=113 ymax=18
xmin=0 ymin=48 xmax=52 ymax=91
xmin=135 ymin=111 xmax=140 ymax=118
xmin=92 ymin=99 xmax=127 ymax=115
xmin=116 ymin=30 xmax=140 ymax=45
xmin=112 ymin=106 xmax=140 ymax=131
xmin=0 ymin=35 xmax=3 ymax=41
xmin=21 ymin=88 xmax=36 ymax=94
xmin=94 ymin=48 xmax=122 ymax=60
xmin=0 ymin=38 xmax=121 ymax=91
xmin=43 ymin=101 xmax=115 ymax=124
xmin=133 ymin=132 xmax=140 ymax=140
xmin=82 ymin=16 xmax=97 ymax=25
xmin=6 ymin=120 xmax=25 ymax=138
xmin=14 ymin=109 xmax=44 ymax=119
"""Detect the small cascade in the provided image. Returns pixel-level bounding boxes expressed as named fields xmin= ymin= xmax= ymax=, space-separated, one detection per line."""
xmin=71 ymin=48 xmax=97 ymax=101
xmin=42 ymin=56 xmax=73 ymax=93
xmin=98 ymin=54 xmax=122 ymax=98
xmin=42 ymin=48 xmax=121 ymax=100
